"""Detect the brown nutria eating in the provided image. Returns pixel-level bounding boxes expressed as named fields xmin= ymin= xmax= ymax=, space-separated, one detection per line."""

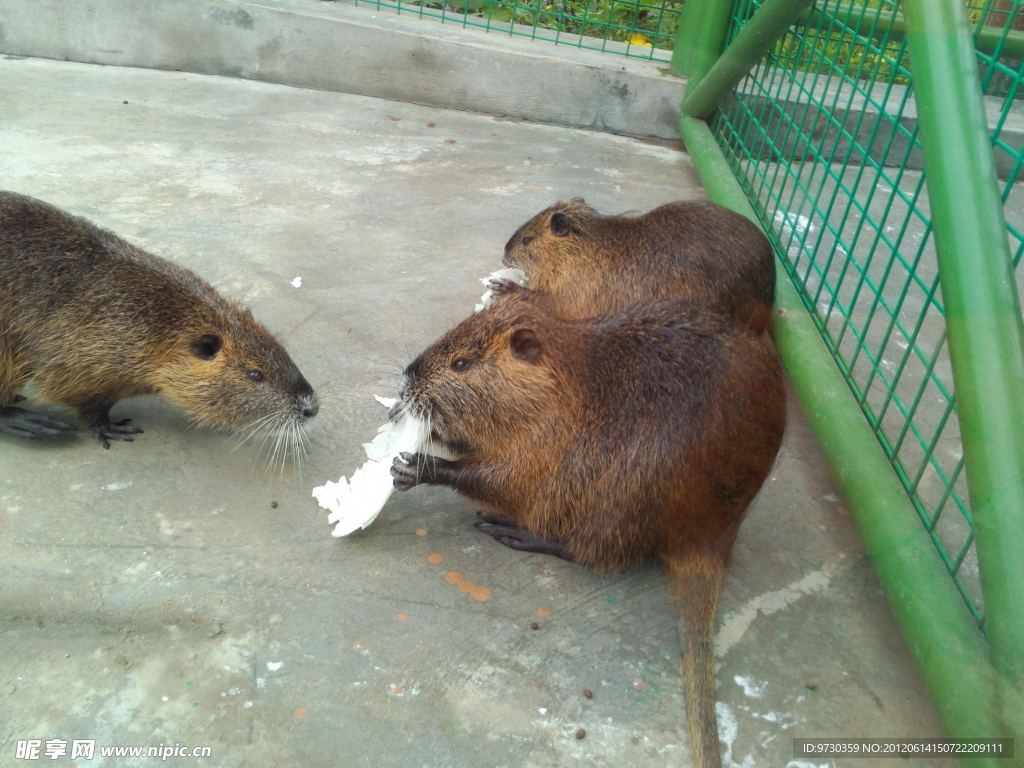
xmin=498 ymin=198 xmax=776 ymax=334
xmin=389 ymin=293 xmax=785 ymax=768
xmin=0 ymin=191 xmax=319 ymax=449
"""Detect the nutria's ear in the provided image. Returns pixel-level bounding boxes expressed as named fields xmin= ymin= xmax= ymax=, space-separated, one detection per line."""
xmin=510 ymin=327 xmax=542 ymax=362
xmin=243 ymin=307 xmax=254 ymax=320
xmin=191 ymin=333 xmax=223 ymax=360
xmin=571 ymin=197 xmax=586 ymax=203
xmin=550 ymin=212 xmax=571 ymax=237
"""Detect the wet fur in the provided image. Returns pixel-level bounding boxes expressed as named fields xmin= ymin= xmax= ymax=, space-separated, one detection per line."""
xmin=0 ymin=191 xmax=317 ymax=448
xmin=394 ymin=295 xmax=786 ymax=768
xmin=503 ymin=199 xmax=776 ymax=335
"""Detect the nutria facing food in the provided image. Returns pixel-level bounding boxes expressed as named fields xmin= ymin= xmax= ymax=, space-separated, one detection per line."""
xmin=390 ymin=294 xmax=786 ymax=768
xmin=500 ymin=199 xmax=776 ymax=334
xmin=0 ymin=191 xmax=319 ymax=448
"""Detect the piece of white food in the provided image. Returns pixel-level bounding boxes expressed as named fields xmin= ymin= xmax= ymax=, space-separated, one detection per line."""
xmin=312 ymin=403 xmax=426 ymax=537
xmin=314 ymin=269 xmax=527 ymax=536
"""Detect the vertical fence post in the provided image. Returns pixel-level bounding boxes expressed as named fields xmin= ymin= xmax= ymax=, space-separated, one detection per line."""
xmin=670 ymin=0 xmax=702 ymax=76
xmin=903 ymin=0 xmax=1024 ymax=704
xmin=671 ymin=0 xmax=735 ymax=82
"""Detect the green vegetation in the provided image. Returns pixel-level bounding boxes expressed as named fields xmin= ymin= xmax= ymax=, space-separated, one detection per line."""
xmin=387 ymin=0 xmax=686 ymax=52
xmin=773 ymin=22 xmax=910 ymax=85
xmin=352 ymin=0 xmax=1023 ymax=78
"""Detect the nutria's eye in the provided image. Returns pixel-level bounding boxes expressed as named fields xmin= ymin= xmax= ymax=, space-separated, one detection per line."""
xmin=521 ymin=236 xmax=532 ymax=246
xmin=248 ymin=370 xmax=264 ymax=382
xmin=451 ymin=358 xmax=471 ymax=372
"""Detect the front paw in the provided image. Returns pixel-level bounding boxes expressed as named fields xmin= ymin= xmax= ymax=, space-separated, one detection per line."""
xmin=391 ymin=452 xmax=422 ymax=491
xmin=93 ymin=418 xmax=144 ymax=449
xmin=486 ymin=277 xmax=527 ymax=298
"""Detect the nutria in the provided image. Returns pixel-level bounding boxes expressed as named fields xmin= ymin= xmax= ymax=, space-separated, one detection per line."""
xmin=0 ymin=191 xmax=319 ymax=449
xmin=499 ymin=199 xmax=776 ymax=334
xmin=389 ymin=294 xmax=786 ymax=768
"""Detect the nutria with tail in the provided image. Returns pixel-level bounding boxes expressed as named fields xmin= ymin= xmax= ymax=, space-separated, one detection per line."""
xmin=389 ymin=293 xmax=786 ymax=768
xmin=499 ymin=199 xmax=776 ymax=334
xmin=0 ymin=191 xmax=319 ymax=449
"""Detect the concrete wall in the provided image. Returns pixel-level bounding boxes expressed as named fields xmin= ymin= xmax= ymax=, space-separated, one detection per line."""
xmin=0 ymin=0 xmax=687 ymax=141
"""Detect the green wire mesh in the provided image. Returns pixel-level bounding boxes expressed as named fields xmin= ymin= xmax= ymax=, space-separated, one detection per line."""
xmin=341 ymin=0 xmax=682 ymax=60
xmin=709 ymin=0 xmax=1024 ymax=632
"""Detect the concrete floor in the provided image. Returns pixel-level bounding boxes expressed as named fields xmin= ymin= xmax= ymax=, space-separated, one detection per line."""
xmin=0 ymin=56 xmax=953 ymax=767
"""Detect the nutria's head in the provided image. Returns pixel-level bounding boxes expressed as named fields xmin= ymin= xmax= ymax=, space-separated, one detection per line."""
xmin=395 ymin=297 xmax=567 ymax=454
xmin=150 ymin=302 xmax=319 ymax=440
xmin=502 ymin=199 xmax=598 ymax=281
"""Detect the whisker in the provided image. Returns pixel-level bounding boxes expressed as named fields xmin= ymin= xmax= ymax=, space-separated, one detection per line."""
xmin=231 ymin=412 xmax=280 ymax=452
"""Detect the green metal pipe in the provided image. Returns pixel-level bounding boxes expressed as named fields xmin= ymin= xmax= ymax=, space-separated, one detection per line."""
xmin=796 ymin=2 xmax=906 ymax=42
xmin=682 ymin=0 xmax=814 ymax=120
xmin=974 ymin=21 xmax=1024 ymax=58
xmin=904 ymin=0 xmax=1024 ymax=719
xmin=672 ymin=0 xmax=736 ymax=85
xmin=905 ymin=0 xmax=1024 ymax=700
xmin=669 ymin=0 xmax=702 ymax=77
xmin=680 ymin=114 xmax=1024 ymax=750
xmin=795 ymin=3 xmax=1024 ymax=60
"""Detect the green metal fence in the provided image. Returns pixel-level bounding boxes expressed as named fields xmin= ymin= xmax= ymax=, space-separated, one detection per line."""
xmin=716 ymin=0 xmax=984 ymax=626
xmin=344 ymin=0 xmax=683 ymax=60
xmin=674 ymin=0 xmax=1024 ymax=755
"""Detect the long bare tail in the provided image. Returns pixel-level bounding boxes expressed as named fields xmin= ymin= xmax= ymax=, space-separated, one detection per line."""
xmin=666 ymin=550 xmax=725 ymax=768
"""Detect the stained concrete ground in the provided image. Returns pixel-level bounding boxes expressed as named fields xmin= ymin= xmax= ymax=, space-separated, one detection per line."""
xmin=0 ymin=55 xmax=954 ymax=768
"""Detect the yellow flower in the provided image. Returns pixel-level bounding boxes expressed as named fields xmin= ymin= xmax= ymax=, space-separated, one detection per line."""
xmin=629 ymin=32 xmax=652 ymax=47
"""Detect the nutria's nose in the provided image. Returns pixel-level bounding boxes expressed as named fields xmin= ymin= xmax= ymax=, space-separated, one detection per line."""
xmin=302 ymin=401 xmax=319 ymax=419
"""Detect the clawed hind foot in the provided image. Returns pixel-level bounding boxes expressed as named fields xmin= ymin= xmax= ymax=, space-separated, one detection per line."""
xmin=92 ymin=417 xmax=144 ymax=449
xmin=474 ymin=512 xmax=576 ymax=561
xmin=0 ymin=406 xmax=77 ymax=440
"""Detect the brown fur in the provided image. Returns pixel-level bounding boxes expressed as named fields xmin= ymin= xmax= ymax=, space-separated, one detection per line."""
xmin=392 ymin=295 xmax=786 ymax=768
xmin=0 ymin=191 xmax=318 ymax=447
xmin=502 ymin=199 xmax=776 ymax=334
